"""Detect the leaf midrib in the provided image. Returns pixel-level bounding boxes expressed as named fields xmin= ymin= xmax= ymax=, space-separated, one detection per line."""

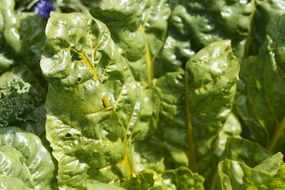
xmin=185 ymin=69 xmax=198 ymax=172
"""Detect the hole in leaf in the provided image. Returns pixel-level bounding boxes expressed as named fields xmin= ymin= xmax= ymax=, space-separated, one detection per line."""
xmin=76 ymin=77 xmax=82 ymax=83
xmin=102 ymin=99 xmax=107 ymax=108
xmin=65 ymin=133 xmax=72 ymax=138
xmin=70 ymin=50 xmax=81 ymax=61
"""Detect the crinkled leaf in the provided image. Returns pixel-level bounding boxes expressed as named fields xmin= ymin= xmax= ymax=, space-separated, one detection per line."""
xmin=41 ymin=11 xmax=157 ymax=189
xmin=186 ymin=40 xmax=239 ymax=184
xmin=0 ymin=127 xmax=56 ymax=190
xmin=0 ymin=0 xmax=21 ymax=53
xmin=123 ymin=167 xmax=204 ymax=190
xmin=0 ymin=66 xmax=45 ymax=132
xmin=236 ymin=14 xmax=285 ymax=152
xmin=245 ymin=0 xmax=285 ymax=56
xmin=162 ymin=167 xmax=204 ymax=190
xmin=123 ymin=170 xmax=166 ymax=190
xmin=0 ymin=176 xmax=33 ymax=190
xmin=0 ymin=0 xmax=45 ymax=56
xmin=218 ymin=152 xmax=285 ymax=189
xmin=17 ymin=13 xmax=46 ymax=74
xmin=90 ymin=0 xmax=171 ymax=84
xmin=0 ymin=0 xmax=47 ymax=83
xmin=155 ymin=0 xmax=252 ymax=77
xmin=0 ymin=0 xmax=18 ymax=72
xmin=214 ymin=114 xmax=241 ymax=156
xmin=150 ymin=41 xmax=239 ymax=188
xmin=0 ymin=52 xmax=14 ymax=73
xmin=222 ymin=138 xmax=272 ymax=167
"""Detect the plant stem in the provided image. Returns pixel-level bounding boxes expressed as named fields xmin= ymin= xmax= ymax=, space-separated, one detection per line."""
xmin=139 ymin=25 xmax=153 ymax=86
xmin=70 ymin=48 xmax=100 ymax=80
xmin=185 ymin=71 xmax=198 ymax=172
xmin=266 ymin=116 xmax=285 ymax=151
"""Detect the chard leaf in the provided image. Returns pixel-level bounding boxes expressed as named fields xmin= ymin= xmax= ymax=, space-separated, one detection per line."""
xmin=123 ymin=170 xmax=166 ymax=190
xmin=90 ymin=0 xmax=171 ymax=84
xmin=218 ymin=152 xmax=285 ymax=189
xmin=123 ymin=167 xmax=204 ymax=190
xmin=155 ymin=0 xmax=252 ymax=76
xmin=236 ymin=14 xmax=285 ymax=152
xmin=186 ymin=40 xmax=239 ymax=183
xmin=0 ymin=0 xmax=18 ymax=72
xmin=245 ymin=0 xmax=285 ymax=56
xmin=151 ymin=40 xmax=239 ymax=187
xmin=0 ymin=0 xmax=45 ymax=56
xmin=17 ymin=13 xmax=46 ymax=77
xmin=210 ymin=137 xmax=274 ymax=190
xmin=222 ymin=138 xmax=272 ymax=167
xmin=0 ymin=0 xmax=21 ymax=53
xmin=161 ymin=167 xmax=204 ymax=190
xmin=0 ymin=176 xmax=33 ymax=190
xmin=0 ymin=127 xmax=56 ymax=190
xmin=41 ymin=11 xmax=157 ymax=188
xmin=0 ymin=0 xmax=46 ymax=82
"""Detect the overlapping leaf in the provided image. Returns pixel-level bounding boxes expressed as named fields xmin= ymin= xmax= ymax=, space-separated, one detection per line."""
xmin=123 ymin=167 xmax=204 ymax=190
xmin=150 ymin=41 xmax=240 ymax=188
xmin=218 ymin=153 xmax=285 ymax=189
xmin=0 ymin=127 xmax=56 ymax=190
xmin=236 ymin=14 xmax=285 ymax=152
xmin=90 ymin=0 xmax=171 ymax=84
xmin=0 ymin=0 xmax=284 ymax=189
xmin=0 ymin=0 xmax=47 ymax=134
xmin=245 ymin=0 xmax=285 ymax=56
xmin=0 ymin=0 xmax=46 ymax=74
xmin=41 ymin=11 xmax=157 ymax=189
xmin=154 ymin=0 xmax=252 ymax=78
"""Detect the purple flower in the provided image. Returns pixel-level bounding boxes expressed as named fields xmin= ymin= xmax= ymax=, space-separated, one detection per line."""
xmin=34 ymin=0 xmax=53 ymax=19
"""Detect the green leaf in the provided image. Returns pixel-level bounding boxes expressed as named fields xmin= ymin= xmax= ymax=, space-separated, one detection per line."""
xmin=90 ymin=0 xmax=171 ymax=84
xmin=0 ymin=0 xmax=46 ymax=99
xmin=218 ymin=152 xmax=285 ymax=189
xmin=222 ymin=138 xmax=272 ymax=167
xmin=245 ymin=0 xmax=285 ymax=56
xmin=236 ymin=14 xmax=285 ymax=152
xmin=17 ymin=13 xmax=46 ymax=76
xmin=155 ymin=0 xmax=252 ymax=76
xmin=0 ymin=66 xmax=46 ymax=132
xmin=214 ymin=114 xmax=241 ymax=156
xmin=208 ymin=135 xmax=273 ymax=190
xmin=41 ymin=11 xmax=158 ymax=188
xmin=186 ymin=40 xmax=239 ymax=183
xmin=123 ymin=170 xmax=165 ymax=190
xmin=150 ymin=40 xmax=239 ymax=188
xmin=0 ymin=127 xmax=56 ymax=190
xmin=0 ymin=177 xmax=33 ymax=190
xmin=0 ymin=0 xmax=47 ymax=87
xmin=162 ymin=167 xmax=204 ymax=190
xmin=0 ymin=0 xmax=21 ymax=53
xmin=85 ymin=182 xmax=126 ymax=190
xmin=123 ymin=167 xmax=204 ymax=190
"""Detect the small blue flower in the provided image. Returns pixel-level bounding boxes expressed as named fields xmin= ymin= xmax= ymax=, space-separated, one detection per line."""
xmin=34 ymin=0 xmax=53 ymax=19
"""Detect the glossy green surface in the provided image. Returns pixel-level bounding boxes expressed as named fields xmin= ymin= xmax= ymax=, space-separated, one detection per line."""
xmin=41 ymin=11 xmax=158 ymax=189
xmin=1 ymin=0 xmax=285 ymax=189
xmin=0 ymin=127 xmax=56 ymax=190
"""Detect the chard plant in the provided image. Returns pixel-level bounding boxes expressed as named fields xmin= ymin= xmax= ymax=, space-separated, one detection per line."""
xmin=1 ymin=0 xmax=285 ymax=189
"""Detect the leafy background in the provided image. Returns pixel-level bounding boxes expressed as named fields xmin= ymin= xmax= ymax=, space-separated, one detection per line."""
xmin=1 ymin=0 xmax=285 ymax=189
